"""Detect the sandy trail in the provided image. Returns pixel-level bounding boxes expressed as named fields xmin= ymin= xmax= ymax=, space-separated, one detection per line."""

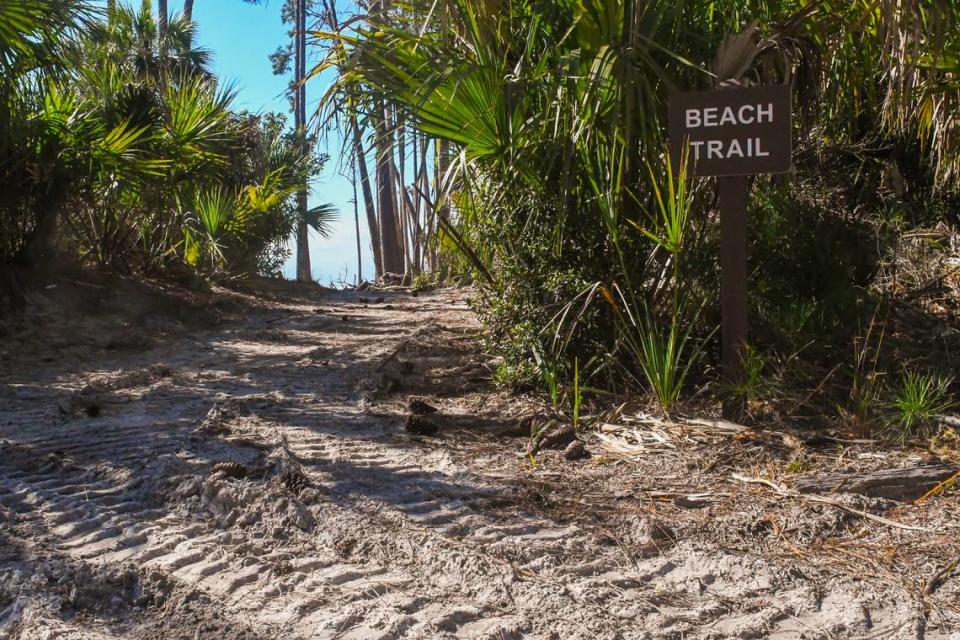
xmin=0 ymin=281 xmax=957 ymax=639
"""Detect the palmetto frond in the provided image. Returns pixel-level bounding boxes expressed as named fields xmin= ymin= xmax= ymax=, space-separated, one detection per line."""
xmin=0 ymin=0 xmax=92 ymax=75
xmin=304 ymin=203 xmax=337 ymax=237
xmin=163 ymin=74 xmax=238 ymax=166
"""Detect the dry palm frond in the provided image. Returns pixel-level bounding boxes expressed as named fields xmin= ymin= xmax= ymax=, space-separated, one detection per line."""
xmin=712 ymin=22 xmax=764 ymax=84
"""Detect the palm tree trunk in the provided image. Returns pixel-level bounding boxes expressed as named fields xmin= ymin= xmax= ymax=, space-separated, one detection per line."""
xmin=184 ymin=0 xmax=195 ymax=21
xmin=375 ymin=104 xmax=403 ymax=275
xmin=158 ymin=0 xmax=168 ymax=35
xmin=431 ymin=2 xmax=451 ymax=272
xmin=158 ymin=0 xmax=168 ymax=68
xmin=351 ymin=118 xmax=382 ymax=277
xmin=294 ymin=0 xmax=312 ymax=282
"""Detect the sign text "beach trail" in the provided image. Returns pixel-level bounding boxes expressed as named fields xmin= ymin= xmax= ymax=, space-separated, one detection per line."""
xmin=668 ymin=84 xmax=792 ymax=177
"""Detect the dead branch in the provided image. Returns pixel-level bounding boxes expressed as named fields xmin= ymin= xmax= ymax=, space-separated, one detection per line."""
xmin=791 ymin=465 xmax=960 ymax=502
xmin=731 ymin=473 xmax=928 ymax=532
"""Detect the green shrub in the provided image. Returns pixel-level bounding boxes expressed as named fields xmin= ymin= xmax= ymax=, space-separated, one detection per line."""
xmin=749 ymin=183 xmax=881 ymax=360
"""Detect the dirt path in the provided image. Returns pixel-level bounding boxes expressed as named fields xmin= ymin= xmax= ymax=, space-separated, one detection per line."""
xmin=1 ymin=280 xmax=957 ymax=639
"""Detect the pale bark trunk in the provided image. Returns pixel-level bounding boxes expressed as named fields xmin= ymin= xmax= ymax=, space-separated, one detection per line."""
xmin=394 ymin=159 xmax=424 ymax=276
xmin=410 ymin=129 xmax=429 ymax=273
xmin=397 ymin=119 xmax=411 ymax=275
xmin=352 ymin=176 xmax=362 ymax=284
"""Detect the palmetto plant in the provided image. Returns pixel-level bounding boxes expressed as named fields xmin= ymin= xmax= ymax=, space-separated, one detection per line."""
xmin=184 ymin=187 xmax=232 ymax=269
xmin=91 ymin=0 xmax=213 ymax=83
xmin=161 ymin=74 xmax=238 ymax=169
xmin=1 ymin=0 xmax=331 ymax=290
xmin=1 ymin=0 xmax=93 ymax=274
xmin=602 ymin=150 xmax=714 ymax=411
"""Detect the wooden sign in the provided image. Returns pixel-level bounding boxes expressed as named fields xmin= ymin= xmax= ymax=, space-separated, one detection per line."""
xmin=669 ymin=84 xmax=792 ymax=177
xmin=667 ymin=82 xmax=793 ymax=419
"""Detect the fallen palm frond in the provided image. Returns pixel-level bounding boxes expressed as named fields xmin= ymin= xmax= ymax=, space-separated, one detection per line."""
xmin=593 ymin=411 xmax=750 ymax=460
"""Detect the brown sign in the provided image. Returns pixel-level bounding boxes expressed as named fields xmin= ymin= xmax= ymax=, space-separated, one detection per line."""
xmin=669 ymin=84 xmax=792 ymax=177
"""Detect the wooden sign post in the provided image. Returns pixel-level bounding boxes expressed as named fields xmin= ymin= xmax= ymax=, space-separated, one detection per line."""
xmin=668 ymin=83 xmax=792 ymax=419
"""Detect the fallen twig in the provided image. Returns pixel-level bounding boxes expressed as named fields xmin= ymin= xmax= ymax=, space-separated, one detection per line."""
xmin=731 ymin=473 xmax=788 ymax=493
xmin=915 ymin=470 xmax=960 ymax=504
xmin=682 ymin=418 xmax=749 ymax=434
xmin=731 ymin=473 xmax=928 ymax=532
xmin=924 ymin=555 xmax=960 ymax=596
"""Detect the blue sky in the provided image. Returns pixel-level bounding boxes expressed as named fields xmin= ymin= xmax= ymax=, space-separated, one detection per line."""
xmin=187 ymin=0 xmax=374 ymax=285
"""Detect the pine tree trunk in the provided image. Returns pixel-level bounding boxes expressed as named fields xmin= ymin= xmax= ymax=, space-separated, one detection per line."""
xmin=294 ymin=0 xmax=312 ymax=282
xmin=324 ymin=0 xmax=381 ymax=279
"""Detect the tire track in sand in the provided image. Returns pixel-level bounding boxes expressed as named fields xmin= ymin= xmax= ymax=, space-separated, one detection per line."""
xmin=0 ymin=288 xmax=940 ymax=639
